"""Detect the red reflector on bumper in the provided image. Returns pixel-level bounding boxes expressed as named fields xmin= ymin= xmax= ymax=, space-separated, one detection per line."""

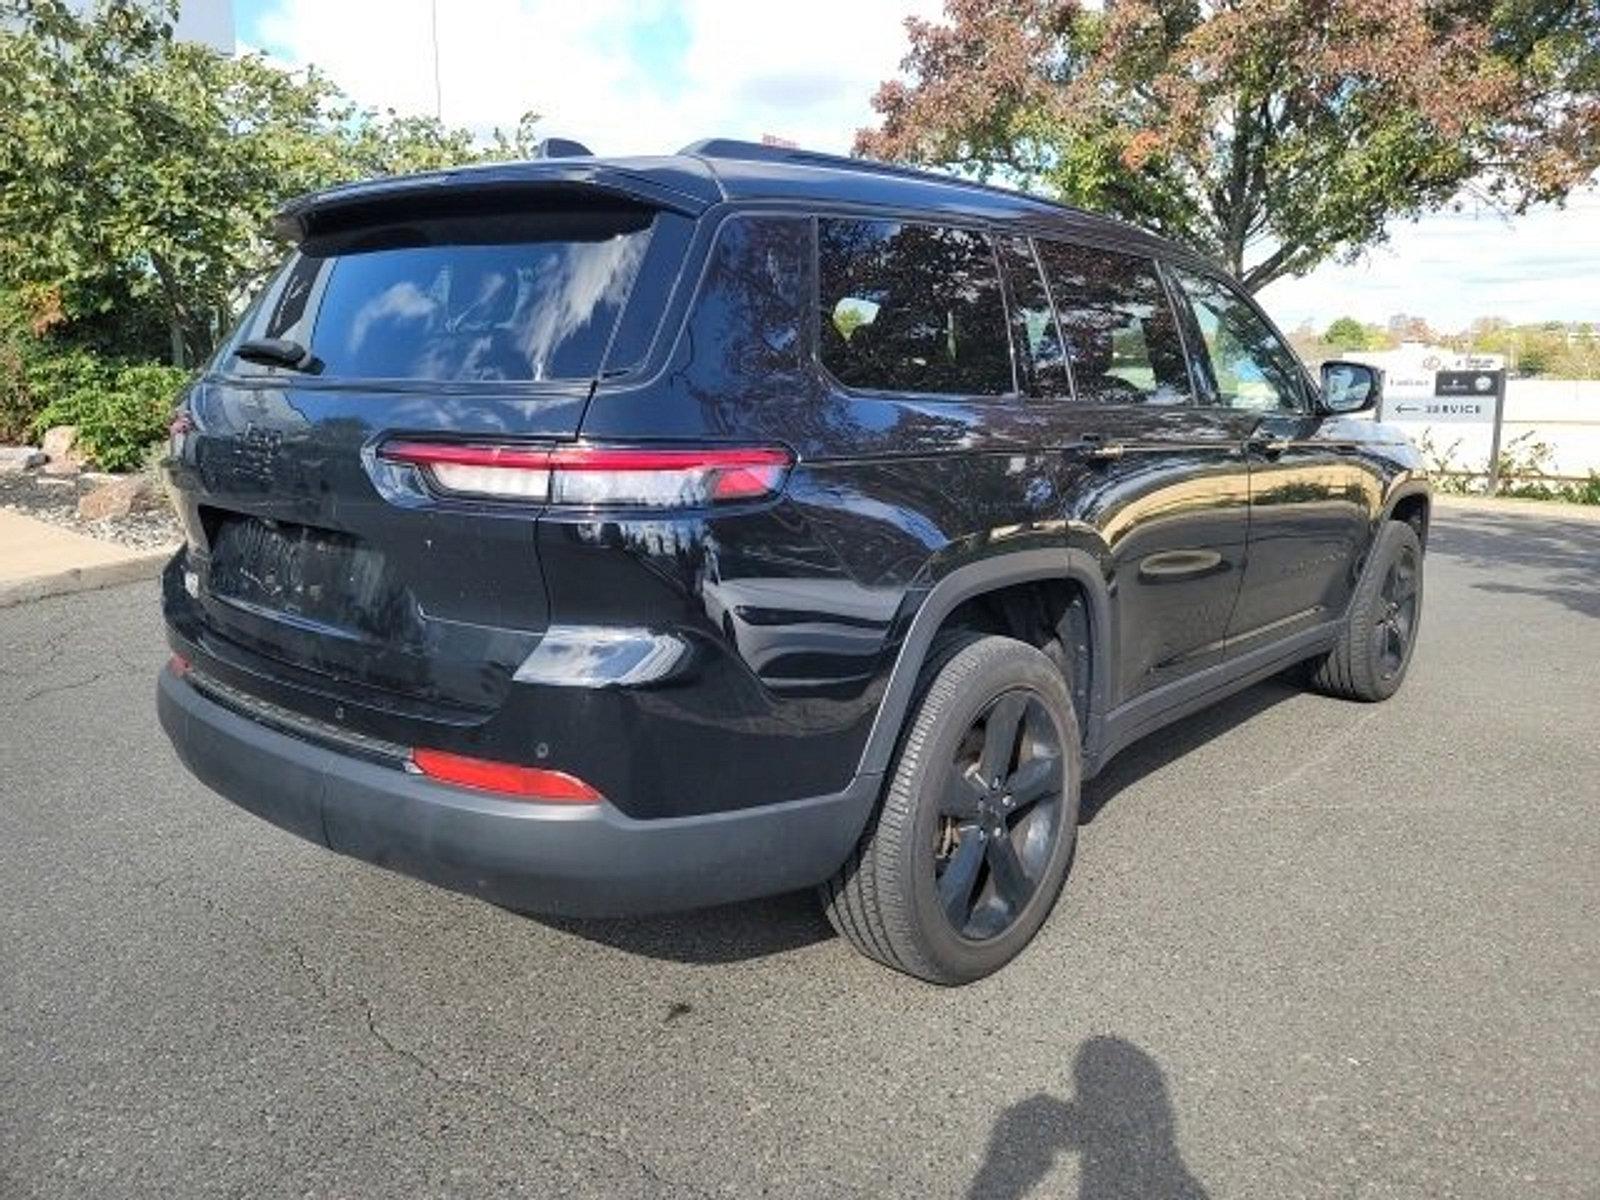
xmin=410 ymin=748 xmax=602 ymax=803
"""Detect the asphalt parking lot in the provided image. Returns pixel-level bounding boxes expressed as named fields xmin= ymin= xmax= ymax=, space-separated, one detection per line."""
xmin=2 ymin=501 xmax=1597 ymax=1198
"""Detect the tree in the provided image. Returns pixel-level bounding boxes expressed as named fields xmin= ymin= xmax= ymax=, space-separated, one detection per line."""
xmin=857 ymin=0 xmax=1600 ymax=292
xmin=0 ymin=0 xmax=538 ymax=366
xmin=1323 ymin=317 xmax=1370 ymax=349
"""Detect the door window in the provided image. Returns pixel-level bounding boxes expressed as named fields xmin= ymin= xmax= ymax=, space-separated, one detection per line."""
xmin=817 ymin=218 xmax=1015 ymax=396
xmin=1170 ymin=268 xmax=1306 ymax=412
xmin=1034 ymin=241 xmax=1192 ymax=405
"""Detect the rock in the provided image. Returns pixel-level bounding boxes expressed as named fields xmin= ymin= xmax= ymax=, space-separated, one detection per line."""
xmin=0 ymin=446 xmax=46 ymax=472
xmin=41 ymin=425 xmax=89 ymax=475
xmin=77 ymin=473 xmax=161 ymax=521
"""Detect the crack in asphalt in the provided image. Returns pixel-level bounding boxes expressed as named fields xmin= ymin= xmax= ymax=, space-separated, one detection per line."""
xmin=1249 ymin=706 xmax=1379 ymax=799
xmin=17 ymin=670 xmax=112 ymax=704
xmin=140 ymin=875 xmax=714 ymax=1200
xmin=0 ymin=623 xmax=90 ymax=682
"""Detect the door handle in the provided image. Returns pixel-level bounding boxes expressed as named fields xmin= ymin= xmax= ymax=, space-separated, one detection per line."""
xmin=1076 ymin=436 xmax=1127 ymax=463
xmin=1248 ymin=436 xmax=1292 ymax=458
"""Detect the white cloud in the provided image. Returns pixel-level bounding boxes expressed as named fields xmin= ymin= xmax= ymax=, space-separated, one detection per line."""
xmin=247 ymin=0 xmax=942 ymax=156
xmin=248 ymin=0 xmax=1598 ymax=328
xmin=1260 ymin=189 xmax=1600 ymax=331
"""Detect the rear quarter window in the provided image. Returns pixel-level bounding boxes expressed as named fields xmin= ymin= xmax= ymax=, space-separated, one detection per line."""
xmin=817 ymin=218 xmax=1015 ymax=397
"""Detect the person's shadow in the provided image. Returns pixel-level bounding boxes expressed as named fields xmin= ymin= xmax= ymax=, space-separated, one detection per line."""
xmin=967 ymin=1037 xmax=1209 ymax=1199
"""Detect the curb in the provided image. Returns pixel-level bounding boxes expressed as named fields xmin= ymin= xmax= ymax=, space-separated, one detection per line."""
xmin=0 ymin=547 xmax=175 ymax=609
xmin=1434 ymin=494 xmax=1600 ymax=524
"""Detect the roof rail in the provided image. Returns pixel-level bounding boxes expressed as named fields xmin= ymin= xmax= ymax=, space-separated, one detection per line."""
xmin=676 ymin=137 xmax=1079 ymax=214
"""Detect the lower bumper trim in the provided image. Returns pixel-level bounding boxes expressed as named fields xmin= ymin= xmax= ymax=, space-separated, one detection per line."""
xmin=157 ymin=666 xmax=879 ymax=917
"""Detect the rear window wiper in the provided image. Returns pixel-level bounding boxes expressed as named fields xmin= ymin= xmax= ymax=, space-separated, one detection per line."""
xmin=235 ymin=337 xmax=321 ymax=374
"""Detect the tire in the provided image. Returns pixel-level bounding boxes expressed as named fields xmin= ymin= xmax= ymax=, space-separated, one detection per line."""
xmin=821 ymin=633 xmax=1081 ymax=985
xmin=1307 ymin=520 xmax=1424 ymax=702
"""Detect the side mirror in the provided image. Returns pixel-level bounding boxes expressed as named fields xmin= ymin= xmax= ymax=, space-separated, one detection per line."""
xmin=1319 ymin=361 xmax=1381 ymax=415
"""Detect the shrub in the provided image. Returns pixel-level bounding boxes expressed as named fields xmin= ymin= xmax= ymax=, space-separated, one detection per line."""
xmin=1561 ymin=472 xmax=1600 ymax=506
xmin=90 ymin=365 xmax=190 ymax=471
xmin=0 ymin=339 xmax=31 ymax=442
xmin=25 ymin=348 xmax=118 ymax=416
xmin=1 ymin=340 xmax=116 ymax=444
xmin=31 ymin=361 xmax=189 ymax=471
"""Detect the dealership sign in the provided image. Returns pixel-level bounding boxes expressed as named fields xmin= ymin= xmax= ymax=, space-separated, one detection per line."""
xmin=1359 ymin=346 xmax=1507 ymax=425
xmin=1384 ymin=369 xmax=1506 ymax=423
xmin=1353 ymin=345 xmax=1514 ymax=491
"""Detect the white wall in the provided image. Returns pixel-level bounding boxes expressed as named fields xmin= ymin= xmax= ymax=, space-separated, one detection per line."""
xmin=1380 ymin=379 xmax=1600 ymax=479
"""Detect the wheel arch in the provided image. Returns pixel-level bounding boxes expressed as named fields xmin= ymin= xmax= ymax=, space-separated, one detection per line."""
xmin=854 ymin=548 xmax=1115 ymax=781
xmin=1386 ymin=485 xmax=1432 ymax=548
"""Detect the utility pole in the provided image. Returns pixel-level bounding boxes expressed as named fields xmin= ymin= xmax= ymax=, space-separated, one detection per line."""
xmin=430 ymin=0 xmax=443 ymax=121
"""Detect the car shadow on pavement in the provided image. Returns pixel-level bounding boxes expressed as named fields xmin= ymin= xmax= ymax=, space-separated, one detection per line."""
xmin=1080 ymin=678 xmax=1302 ymax=824
xmin=538 ymin=679 xmax=1306 ymax=965
xmin=1430 ymin=508 xmax=1600 ymax=619
xmin=534 ymin=888 xmax=837 ymax=964
xmin=967 ymin=1036 xmax=1209 ymax=1199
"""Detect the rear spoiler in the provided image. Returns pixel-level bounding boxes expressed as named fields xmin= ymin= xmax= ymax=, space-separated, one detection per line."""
xmin=271 ymin=159 xmax=720 ymax=245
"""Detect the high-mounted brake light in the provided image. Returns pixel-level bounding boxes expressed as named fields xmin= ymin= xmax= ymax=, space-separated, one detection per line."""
xmin=378 ymin=441 xmax=793 ymax=507
xmin=410 ymin=748 xmax=603 ymax=803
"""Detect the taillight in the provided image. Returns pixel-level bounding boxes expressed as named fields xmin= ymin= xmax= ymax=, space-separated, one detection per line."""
xmin=409 ymin=748 xmax=602 ymax=803
xmin=169 ymin=409 xmax=195 ymax=458
xmin=377 ymin=441 xmax=792 ymax=507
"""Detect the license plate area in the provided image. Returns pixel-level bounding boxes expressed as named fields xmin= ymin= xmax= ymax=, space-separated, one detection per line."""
xmin=205 ymin=513 xmax=417 ymax=641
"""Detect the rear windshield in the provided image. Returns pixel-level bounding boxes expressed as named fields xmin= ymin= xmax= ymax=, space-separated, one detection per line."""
xmin=227 ymin=209 xmax=655 ymax=383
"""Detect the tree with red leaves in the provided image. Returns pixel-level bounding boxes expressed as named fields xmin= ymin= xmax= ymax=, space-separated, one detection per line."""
xmin=858 ymin=0 xmax=1600 ymax=291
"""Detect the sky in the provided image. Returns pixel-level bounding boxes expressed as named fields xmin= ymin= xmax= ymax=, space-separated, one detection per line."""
xmin=233 ymin=0 xmax=1599 ymax=333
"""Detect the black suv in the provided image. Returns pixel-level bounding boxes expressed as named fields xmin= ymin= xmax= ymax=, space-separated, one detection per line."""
xmin=158 ymin=140 xmax=1429 ymax=984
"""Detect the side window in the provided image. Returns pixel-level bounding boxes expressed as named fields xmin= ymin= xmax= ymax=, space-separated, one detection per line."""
xmin=997 ymin=237 xmax=1070 ymax=398
xmin=1170 ymin=268 xmax=1306 ymax=412
xmin=679 ymin=215 xmax=808 ymax=378
xmin=1035 ymin=241 xmax=1192 ymax=406
xmin=818 ymin=218 xmax=1014 ymax=396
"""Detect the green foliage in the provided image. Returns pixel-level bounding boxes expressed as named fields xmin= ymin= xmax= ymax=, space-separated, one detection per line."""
xmin=23 ymin=348 xmax=118 ymax=415
xmin=1568 ymin=473 xmax=1600 ymax=506
xmin=1413 ymin=429 xmax=1476 ymax=494
xmin=31 ymin=360 xmax=188 ymax=471
xmin=0 ymin=340 xmax=30 ymax=443
xmin=1323 ymin=318 xmax=1371 ymax=350
xmin=0 ymin=331 xmax=117 ymax=442
xmin=1459 ymin=321 xmax=1600 ymax=379
xmin=1414 ymin=428 xmax=1599 ymax=504
xmin=1493 ymin=432 xmax=1562 ymax=498
xmin=860 ymin=0 xmax=1600 ymax=291
xmin=0 ymin=0 xmax=538 ymax=368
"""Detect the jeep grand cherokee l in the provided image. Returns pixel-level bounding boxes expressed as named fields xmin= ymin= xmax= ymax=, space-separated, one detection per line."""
xmin=157 ymin=139 xmax=1429 ymax=984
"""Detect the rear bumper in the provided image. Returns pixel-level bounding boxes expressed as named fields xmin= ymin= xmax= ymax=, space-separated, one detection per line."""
xmin=157 ymin=666 xmax=878 ymax=917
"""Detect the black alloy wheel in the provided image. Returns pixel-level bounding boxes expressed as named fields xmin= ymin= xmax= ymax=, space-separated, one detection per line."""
xmin=821 ymin=633 xmax=1081 ymax=984
xmin=1374 ymin=542 xmax=1420 ymax=680
xmin=933 ymin=689 xmax=1067 ymax=941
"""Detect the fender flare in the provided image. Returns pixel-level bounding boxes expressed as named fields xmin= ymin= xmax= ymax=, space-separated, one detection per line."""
xmin=853 ymin=547 xmax=1116 ymax=780
xmin=1380 ymin=478 xmax=1433 ymax=542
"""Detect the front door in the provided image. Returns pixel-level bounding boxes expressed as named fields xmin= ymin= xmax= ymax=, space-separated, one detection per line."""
xmin=1165 ymin=266 xmax=1373 ymax=649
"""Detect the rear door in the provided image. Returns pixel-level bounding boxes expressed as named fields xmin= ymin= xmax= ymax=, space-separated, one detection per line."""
xmin=1023 ymin=238 xmax=1255 ymax=705
xmin=1165 ymin=266 xmax=1375 ymax=649
xmin=167 ymin=195 xmax=685 ymax=719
